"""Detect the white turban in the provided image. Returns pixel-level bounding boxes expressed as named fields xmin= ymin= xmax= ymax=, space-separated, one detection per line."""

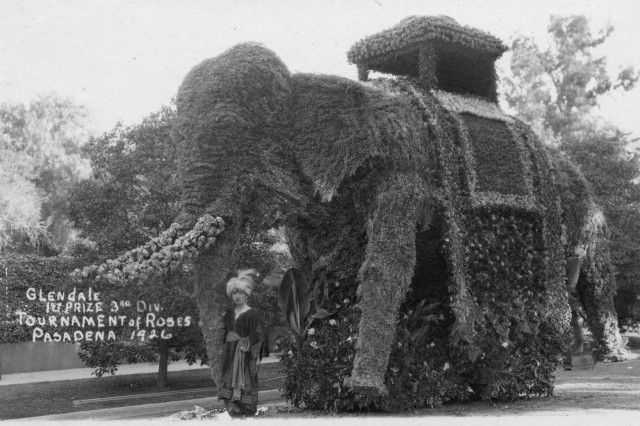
xmin=226 ymin=269 xmax=257 ymax=297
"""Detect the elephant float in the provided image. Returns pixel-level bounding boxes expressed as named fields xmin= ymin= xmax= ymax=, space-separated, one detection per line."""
xmin=80 ymin=16 xmax=626 ymax=411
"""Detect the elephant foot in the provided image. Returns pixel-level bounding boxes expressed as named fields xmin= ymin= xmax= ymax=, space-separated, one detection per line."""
xmin=344 ymin=375 xmax=387 ymax=396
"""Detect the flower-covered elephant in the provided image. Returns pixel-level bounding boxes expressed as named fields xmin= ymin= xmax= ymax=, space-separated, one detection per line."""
xmin=81 ymin=16 xmax=625 ymax=411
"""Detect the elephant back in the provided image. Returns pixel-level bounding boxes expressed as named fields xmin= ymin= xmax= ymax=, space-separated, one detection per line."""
xmin=288 ymin=74 xmax=433 ymax=202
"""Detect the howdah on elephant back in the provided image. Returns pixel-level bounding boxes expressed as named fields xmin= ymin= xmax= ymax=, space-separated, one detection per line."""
xmin=173 ymin=16 xmax=624 ymax=409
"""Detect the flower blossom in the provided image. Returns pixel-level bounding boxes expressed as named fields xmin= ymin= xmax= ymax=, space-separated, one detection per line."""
xmin=308 ymin=328 xmax=316 ymax=335
xmin=329 ymin=319 xmax=337 ymax=325
xmin=310 ymin=341 xmax=318 ymax=349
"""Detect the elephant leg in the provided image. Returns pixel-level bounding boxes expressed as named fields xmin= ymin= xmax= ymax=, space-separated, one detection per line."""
xmin=563 ymin=256 xmax=582 ymax=365
xmin=577 ymin=238 xmax=625 ymax=361
xmin=347 ymin=173 xmax=425 ymax=395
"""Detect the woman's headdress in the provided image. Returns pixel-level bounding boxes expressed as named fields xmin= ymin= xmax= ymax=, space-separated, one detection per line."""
xmin=226 ymin=269 xmax=257 ymax=297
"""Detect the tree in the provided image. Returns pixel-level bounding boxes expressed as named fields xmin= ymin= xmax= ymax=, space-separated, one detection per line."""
xmin=502 ymin=15 xmax=640 ymax=326
xmin=503 ymin=15 xmax=638 ymax=145
xmin=0 ymin=94 xmax=91 ymax=251
xmin=67 ymin=104 xmax=281 ymax=387
xmin=0 ymin=164 xmax=48 ymax=252
xmin=68 ymin=105 xmax=181 ymax=256
xmin=67 ymin=104 xmax=197 ymax=387
xmin=561 ymin=129 xmax=640 ymax=326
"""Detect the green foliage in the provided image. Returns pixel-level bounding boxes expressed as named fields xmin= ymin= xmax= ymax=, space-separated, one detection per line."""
xmin=0 ymin=169 xmax=48 ymax=252
xmin=503 ymin=16 xmax=638 ymax=144
xmin=0 ymin=250 xmax=99 ymax=344
xmin=68 ymin=219 xmax=281 ymax=376
xmin=0 ymin=94 xmax=91 ymax=250
xmin=76 ymin=265 xmax=207 ymax=377
xmin=562 ymin=131 xmax=640 ymax=327
xmin=0 ymin=244 xmax=208 ymax=373
xmin=503 ymin=15 xmax=640 ymax=328
xmin=279 ymin=305 xmax=363 ymax=411
xmin=77 ymin=340 xmax=158 ymax=377
xmin=278 ymin=268 xmax=312 ymax=334
xmin=66 ymin=105 xmax=213 ymax=382
xmin=68 ymin=104 xmax=180 ymax=256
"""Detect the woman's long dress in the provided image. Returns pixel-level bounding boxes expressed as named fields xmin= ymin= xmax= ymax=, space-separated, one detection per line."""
xmin=218 ymin=307 xmax=263 ymax=416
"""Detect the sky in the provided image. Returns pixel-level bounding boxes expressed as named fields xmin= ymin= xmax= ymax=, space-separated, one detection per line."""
xmin=1 ymin=0 xmax=640 ymax=138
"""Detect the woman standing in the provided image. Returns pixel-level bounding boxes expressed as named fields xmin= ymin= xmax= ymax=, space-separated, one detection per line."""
xmin=218 ymin=269 xmax=263 ymax=417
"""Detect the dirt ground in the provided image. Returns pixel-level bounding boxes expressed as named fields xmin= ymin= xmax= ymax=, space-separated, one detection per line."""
xmin=167 ymin=345 xmax=640 ymax=424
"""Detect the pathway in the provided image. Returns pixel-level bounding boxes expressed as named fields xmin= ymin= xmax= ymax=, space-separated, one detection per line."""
xmin=0 ymin=355 xmax=279 ymax=386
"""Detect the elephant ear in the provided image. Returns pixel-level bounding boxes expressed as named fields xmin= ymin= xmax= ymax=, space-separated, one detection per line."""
xmin=278 ymin=268 xmax=312 ymax=333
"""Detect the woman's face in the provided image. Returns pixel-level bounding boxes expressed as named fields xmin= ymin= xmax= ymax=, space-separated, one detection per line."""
xmin=231 ymin=289 xmax=249 ymax=305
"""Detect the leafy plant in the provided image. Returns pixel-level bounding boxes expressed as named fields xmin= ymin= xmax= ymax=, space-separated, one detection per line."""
xmin=278 ymin=267 xmax=337 ymax=336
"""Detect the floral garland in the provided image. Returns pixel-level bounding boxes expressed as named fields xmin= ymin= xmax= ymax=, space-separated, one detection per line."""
xmin=70 ymin=215 xmax=225 ymax=284
xmin=432 ymin=90 xmax=513 ymax=122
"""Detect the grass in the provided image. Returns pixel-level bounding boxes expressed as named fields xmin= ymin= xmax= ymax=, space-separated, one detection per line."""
xmin=0 ymin=362 xmax=284 ymax=420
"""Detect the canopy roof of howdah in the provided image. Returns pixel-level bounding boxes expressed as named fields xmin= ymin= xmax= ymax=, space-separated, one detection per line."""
xmin=347 ymin=15 xmax=508 ymax=76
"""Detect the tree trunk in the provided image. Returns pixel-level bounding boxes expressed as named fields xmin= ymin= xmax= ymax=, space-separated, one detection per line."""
xmin=157 ymin=339 xmax=169 ymax=388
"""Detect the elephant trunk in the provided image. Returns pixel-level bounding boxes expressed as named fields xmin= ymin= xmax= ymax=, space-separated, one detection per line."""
xmin=192 ymin=234 xmax=238 ymax=385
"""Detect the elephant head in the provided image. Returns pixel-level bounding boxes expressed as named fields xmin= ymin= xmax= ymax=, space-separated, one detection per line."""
xmin=174 ymin=42 xmax=302 ymax=228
